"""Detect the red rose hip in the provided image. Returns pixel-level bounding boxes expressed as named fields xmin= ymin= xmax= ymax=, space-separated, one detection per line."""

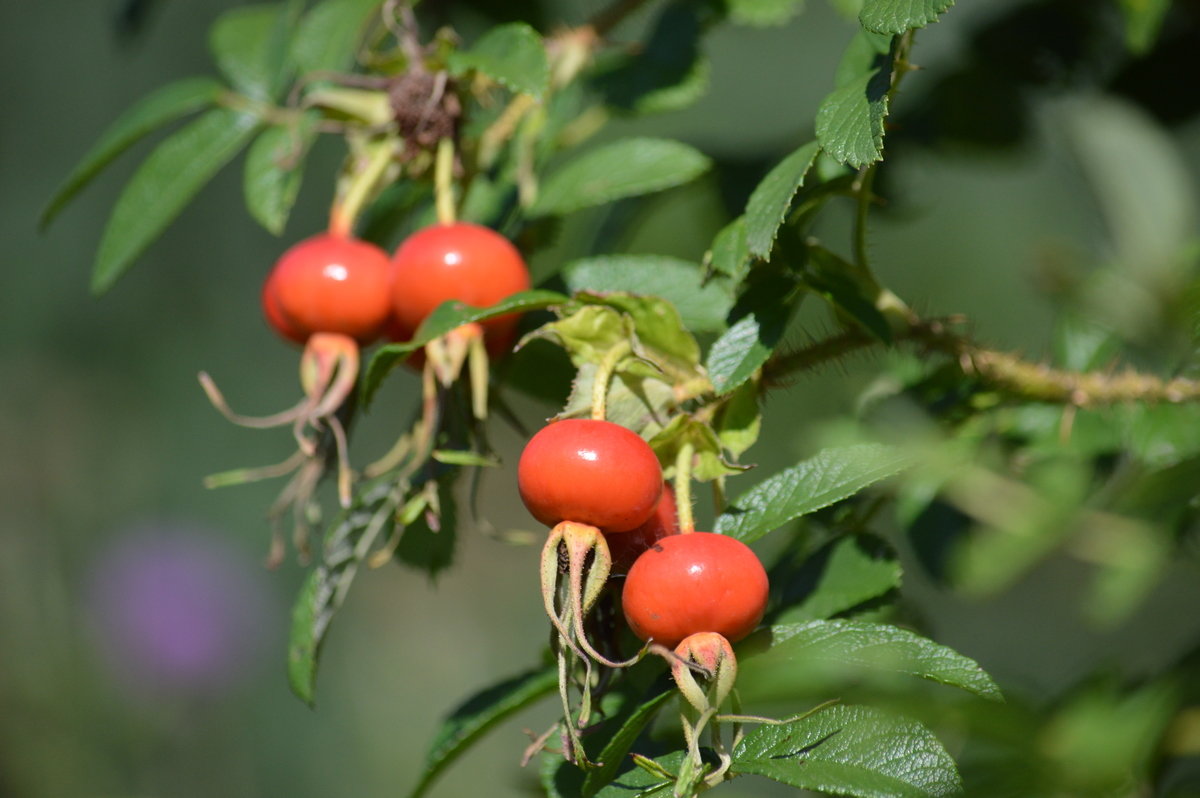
xmin=622 ymin=532 xmax=768 ymax=648
xmin=518 ymin=419 xmax=662 ymax=533
xmin=390 ymin=222 xmax=531 ymax=356
xmin=608 ymin=483 xmax=679 ymax=572
xmin=267 ymin=233 xmax=392 ymax=344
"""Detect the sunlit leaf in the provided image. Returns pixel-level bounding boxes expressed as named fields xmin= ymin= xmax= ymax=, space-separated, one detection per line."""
xmin=705 ymin=217 xmax=750 ymax=283
xmin=92 ymin=109 xmax=260 ymax=295
xmin=859 ymin=0 xmax=954 ymax=34
xmin=41 ymin=77 xmax=223 ymax=230
xmin=705 ymin=272 xmax=799 ymax=395
xmin=715 ymin=443 xmax=912 ymax=542
xmin=745 ymin=141 xmax=819 ymax=258
xmin=738 ymin=619 xmax=1001 ymax=701
xmin=733 ymin=703 xmax=963 ymax=797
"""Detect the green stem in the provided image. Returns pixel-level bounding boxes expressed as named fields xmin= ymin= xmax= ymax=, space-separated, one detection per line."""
xmin=852 ymin=163 xmax=876 ymax=276
xmin=330 ymin=138 xmax=396 ymax=238
xmin=591 ymin=340 xmax=632 ymax=421
xmin=434 ymin=137 xmax=457 ymax=226
xmin=675 ymin=441 xmax=696 ymax=534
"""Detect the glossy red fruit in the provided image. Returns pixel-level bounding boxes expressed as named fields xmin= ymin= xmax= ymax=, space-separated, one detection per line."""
xmin=267 ymin=233 xmax=392 ymax=344
xmin=518 ymin=419 xmax=663 ymax=533
xmin=261 ymin=268 xmax=306 ymax=345
xmin=622 ymin=532 xmax=769 ymax=648
xmin=389 ymin=222 xmax=531 ymax=356
xmin=609 ymin=483 xmax=678 ymax=572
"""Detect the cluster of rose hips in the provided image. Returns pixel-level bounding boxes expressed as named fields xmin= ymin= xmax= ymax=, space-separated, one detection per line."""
xmin=518 ymin=417 xmax=769 ymax=649
xmin=517 ymin=415 xmax=770 ymax=776
xmin=201 ymin=220 xmax=530 ymax=562
xmin=262 ymin=220 xmax=530 ymax=359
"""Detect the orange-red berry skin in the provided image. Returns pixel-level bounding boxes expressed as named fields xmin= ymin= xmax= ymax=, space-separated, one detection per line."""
xmin=268 ymin=233 xmax=392 ymax=344
xmin=518 ymin=419 xmax=663 ymax=534
xmin=622 ymin=532 xmax=768 ymax=648
xmin=390 ymin=222 xmax=531 ymax=356
xmin=609 ymin=483 xmax=679 ymax=572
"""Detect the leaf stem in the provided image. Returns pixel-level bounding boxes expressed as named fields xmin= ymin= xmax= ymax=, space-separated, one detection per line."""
xmin=591 ymin=340 xmax=632 ymax=421
xmin=675 ymin=441 xmax=696 ymax=534
xmin=434 ymin=137 xmax=457 ymax=225
xmin=329 ymin=137 xmax=397 ymax=238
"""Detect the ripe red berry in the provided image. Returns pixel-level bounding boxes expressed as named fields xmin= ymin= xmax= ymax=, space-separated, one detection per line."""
xmin=518 ymin=419 xmax=663 ymax=533
xmin=608 ymin=483 xmax=678 ymax=572
xmin=622 ymin=532 xmax=769 ymax=648
xmin=266 ymin=233 xmax=392 ymax=344
xmin=261 ymin=268 xmax=306 ymax=345
xmin=389 ymin=222 xmax=531 ymax=356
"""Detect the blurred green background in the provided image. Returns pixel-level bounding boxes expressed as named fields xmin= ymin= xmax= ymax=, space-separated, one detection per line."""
xmin=3 ymin=0 xmax=1200 ymax=795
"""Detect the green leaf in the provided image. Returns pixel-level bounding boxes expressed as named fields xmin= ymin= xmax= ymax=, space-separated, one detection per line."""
xmin=593 ymin=752 xmax=687 ymax=798
xmin=705 ymin=217 xmax=750 ymax=283
xmin=448 ymin=22 xmax=549 ymax=98
xmin=745 ymin=141 xmax=820 ymax=258
xmin=715 ymin=443 xmax=912 ymax=542
xmin=859 ymin=0 xmax=954 ymax=34
xmin=210 ymin=4 xmax=293 ymax=101
xmin=705 ymin=272 xmax=798 ymax=395
xmin=531 ymin=138 xmax=711 ymax=217
xmin=40 ymin=77 xmax=224 ymax=230
xmin=560 ymin=362 xmax=679 ymax=437
xmin=563 ymin=255 xmax=733 ymax=333
xmin=816 ymin=70 xmax=891 ymax=167
xmin=713 ymin=377 xmax=761 ymax=457
xmin=738 ymin=619 xmax=1001 ymax=701
xmin=408 ymin=667 xmax=558 ymax=798
xmin=581 ymin=690 xmax=675 ymax=797
xmin=291 ymin=0 xmax=382 ymax=75
xmin=774 ymin=534 xmax=902 ymax=623
xmin=243 ymin=112 xmax=318 ymax=235
xmin=362 ymin=290 xmax=569 ymax=405
xmin=727 ymin=0 xmax=807 ymax=26
xmin=288 ymin=481 xmax=399 ymax=705
xmin=733 ymin=703 xmax=963 ymax=797
xmin=92 ymin=109 xmax=260 ymax=295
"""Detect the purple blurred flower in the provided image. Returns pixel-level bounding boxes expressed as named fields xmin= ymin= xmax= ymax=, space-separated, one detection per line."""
xmin=87 ymin=522 xmax=277 ymax=696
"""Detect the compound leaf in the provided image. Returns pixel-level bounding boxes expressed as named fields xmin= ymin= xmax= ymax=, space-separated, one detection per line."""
xmin=291 ymin=0 xmax=382 ymax=75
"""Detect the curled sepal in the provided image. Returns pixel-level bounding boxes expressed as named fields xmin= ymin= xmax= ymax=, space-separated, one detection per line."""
xmin=198 ymin=331 xmax=363 ymax=563
xmin=671 ymin=632 xmax=738 ymax=715
xmin=539 ymin=521 xmax=613 ymax=657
